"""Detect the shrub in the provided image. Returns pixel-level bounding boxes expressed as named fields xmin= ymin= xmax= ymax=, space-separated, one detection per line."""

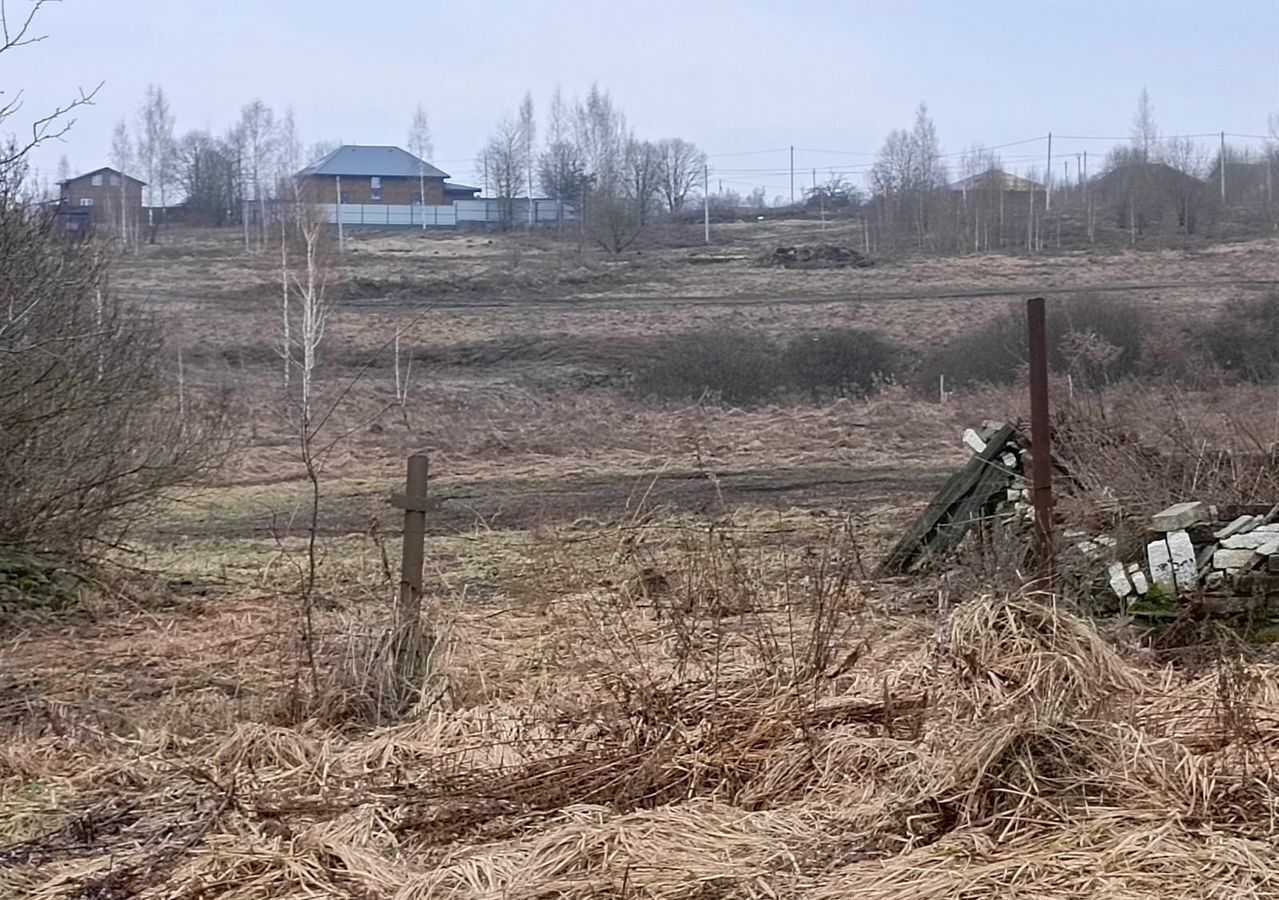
xmin=0 ymin=197 xmax=228 ymax=554
xmin=782 ymin=328 xmax=899 ymax=398
xmin=632 ymin=330 xmax=783 ymax=406
xmin=917 ymin=294 xmax=1149 ymax=392
xmin=1199 ymin=292 xmax=1279 ymax=382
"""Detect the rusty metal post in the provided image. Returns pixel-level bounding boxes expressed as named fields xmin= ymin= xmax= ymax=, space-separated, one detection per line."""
xmin=1026 ymin=298 xmax=1055 ymax=577
xmin=393 ymin=454 xmax=430 ymax=632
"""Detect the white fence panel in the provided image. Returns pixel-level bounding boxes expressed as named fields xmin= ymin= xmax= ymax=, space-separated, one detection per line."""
xmin=321 ymin=200 xmax=570 ymax=228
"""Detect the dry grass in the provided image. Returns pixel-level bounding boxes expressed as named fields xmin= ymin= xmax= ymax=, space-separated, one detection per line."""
xmin=13 ymin=225 xmax=1279 ymax=899
xmin=7 ymin=516 xmax=1279 ymax=899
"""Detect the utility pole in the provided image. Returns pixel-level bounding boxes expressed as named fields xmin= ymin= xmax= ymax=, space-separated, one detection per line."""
xmin=1026 ymin=297 xmax=1055 ymax=580
xmin=335 ymin=175 xmax=344 ymax=252
xmin=703 ymin=163 xmax=710 ymax=245
xmin=1220 ymin=131 xmax=1227 ymax=204
xmin=789 ymin=145 xmax=795 ymax=206
xmin=1045 ymin=132 xmax=1052 ymax=211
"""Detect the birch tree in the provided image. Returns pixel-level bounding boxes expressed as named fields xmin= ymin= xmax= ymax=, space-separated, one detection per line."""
xmin=518 ymin=92 xmax=536 ymax=225
xmin=110 ymin=118 xmax=133 ymax=244
xmin=538 ymin=87 xmax=586 ymax=224
xmin=408 ymin=103 xmax=432 ymax=219
xmin=238 ymin=99 xmax=277 ymax=251
xmin=137 ymin=85 xmax=175 ymax=242
xmin=1131 ymin=88 xmax=1158 ymax=162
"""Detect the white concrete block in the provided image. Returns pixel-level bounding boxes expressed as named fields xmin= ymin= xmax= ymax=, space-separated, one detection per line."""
xmin=962 ymin=428 xmax=987 ymax=455
xmin=1259 ymin=539 xmax=1279 ymax=557
xmin=1151 ymin=502 xmax=1207 ymax=532
xmin=1254 ymin=523 xmax=1279 ymax=533
xmin=1095 ymin=535 xmax=1117 ymax=548
xmin=1000 ymin=451 xmax=1018 ymax=469
xmin=1166 ymin=530 xmax=1197 ymax=591
xmin=1108 ymin=562 xmax=1133 ymax=598
xmin=1076 ymin=540 xmax=1099 ymax=556
xmin=1127 ymin=564 xmax=1150 ymax=595
xmin=1147 ymin=539 xmax=1175 ymax=593
xmin=1214 ymin=548 xmax=1258 ymax=570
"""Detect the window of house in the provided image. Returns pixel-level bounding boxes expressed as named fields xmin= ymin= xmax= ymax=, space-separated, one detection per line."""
xmin=91 ymin=174 xmax=103 ymax=186
xmin=79 ymin=198 xmax=94 ymax=207
xmin=109 ymin=174 xmax=121 ymax=186
xmin=370 ymin=176 xmax=382 ymax=201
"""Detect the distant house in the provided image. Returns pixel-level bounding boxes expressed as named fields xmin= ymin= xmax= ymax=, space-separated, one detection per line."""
xmin=947 ymin=170 xmax=1043 ymax=194
xmin=1093 ymin=161 xmax=1204 ymax=232
xmin=296 ymin=145 xmax=476 ymax=205
xmin=56 ymin=166 xmax=144 ymax=237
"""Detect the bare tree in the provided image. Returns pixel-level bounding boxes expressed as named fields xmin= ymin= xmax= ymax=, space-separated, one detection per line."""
xmin=1131 ymin=87 xmax=1158 ymax=162
xmin=55 ymin=153 xmax=70 ymax=183
xmin=478 ymin=109 xmax=530 ymax=230
xmin=518 ymin=92 xmax=536 ymax=226
xmin=137 ymin=85 xmax=175 ymax=243
xmin=408 ymin=103 xmax=432 ymax=226
xmin=0 ymin=1 xmax=101 ymax=169
xmin=623 ymin=137 xmax=660 ymax=226
xmin=110 ymin=118 xmax=134 ymax=244
xmin=538 ymin=87 xmax=586 ymax=229
xmin=239 ymin=99 xmax=277 ymax=251
xmin=656 ymin=137 xmax=705 ymax=214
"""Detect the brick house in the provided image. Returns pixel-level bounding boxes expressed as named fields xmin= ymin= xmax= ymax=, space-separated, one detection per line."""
xmin=297 ymin=145 xmax=480 ymax=206
xmin=57 ymin=166 xmax=145 ymax=237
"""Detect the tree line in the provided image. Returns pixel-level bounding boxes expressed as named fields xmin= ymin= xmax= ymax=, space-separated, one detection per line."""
xmin=477 ymin=84 xmax=706 ymax=250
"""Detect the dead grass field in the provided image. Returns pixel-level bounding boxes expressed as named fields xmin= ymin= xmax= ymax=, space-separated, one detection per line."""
xmin=7 ymin=221 xmax=1279 ymax=898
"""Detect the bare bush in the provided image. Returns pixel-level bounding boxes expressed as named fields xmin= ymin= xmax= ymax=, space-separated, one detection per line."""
xmin=917 ymin=294 xmax=1149 ymax=392
xmin=1199 ymin=292 xmax=1279 ymax=382
xmin=783 ymin=328 xmax=898 ymax=399
xmin=633 ymin=330 xmax=783 ymax=406
xmin=0 ymin=194 xmax=226 ymax=554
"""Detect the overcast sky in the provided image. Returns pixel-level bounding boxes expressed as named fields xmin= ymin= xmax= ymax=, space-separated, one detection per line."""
xmin=16 ymin=0 xmax=1279 ymax=196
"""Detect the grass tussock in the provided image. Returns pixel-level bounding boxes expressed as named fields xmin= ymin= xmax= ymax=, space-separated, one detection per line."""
xmin=8 ymin=519 xmax=1279 ymax=900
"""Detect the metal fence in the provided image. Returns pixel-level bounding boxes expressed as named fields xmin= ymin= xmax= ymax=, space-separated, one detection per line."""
xmin=320 ymin=198 xmax=575 ymax=229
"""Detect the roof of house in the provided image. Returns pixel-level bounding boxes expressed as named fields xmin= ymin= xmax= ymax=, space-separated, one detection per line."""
xmin=60 ymin=166 xmax=146 ymax=186
xmin=1095 ymin=161 xmax=1203 ymax=188
xmin=299 ymin=145 xmax=449 ymax=179
xmin=947 ymin=170 xmax=1042 ymax=192
xmin=443 ymin=182 xmax=480 ymax=194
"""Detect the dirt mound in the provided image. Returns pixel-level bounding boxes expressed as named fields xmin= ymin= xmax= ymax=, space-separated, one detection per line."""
xmin=760 ymin=244 xmax=873 ymax=269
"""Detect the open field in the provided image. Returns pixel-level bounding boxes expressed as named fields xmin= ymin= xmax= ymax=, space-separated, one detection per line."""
xmin=8 ymin=222 xmax=1279 ymax=898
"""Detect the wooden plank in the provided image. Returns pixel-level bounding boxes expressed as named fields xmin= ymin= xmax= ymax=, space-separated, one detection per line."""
xmin=880 ymin=424 xmax=1017 ymax=573
xmin=921 ymin=457 xmax=1016 ymax=567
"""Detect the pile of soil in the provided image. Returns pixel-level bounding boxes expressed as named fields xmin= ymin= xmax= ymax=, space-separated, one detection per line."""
xmin=759 ymin=244 xmax=873 ymax=269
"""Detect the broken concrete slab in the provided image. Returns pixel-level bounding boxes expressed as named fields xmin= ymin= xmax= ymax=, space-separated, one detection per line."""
xmin=1108 ymin=561 xmax=1133 ymax=598
xmin=1214 ymin=515 xmax=1258 ymax=539
xmin=1214 ymin=548 xmax=1258 ymax=570
xmin=962 ymin=428 xmax=987 ymax=455
xmin=1222 ymin=532 xmax=1274 ymax=550
xmin=1127 ymin=563 xmax=1150 ymax=595
xmin=1151 ymin=502 xmax=1208 ymax=532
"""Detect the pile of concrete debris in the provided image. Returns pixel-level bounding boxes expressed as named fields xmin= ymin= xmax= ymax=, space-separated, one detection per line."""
xmin=759 ymin=244 xmax=873 ymax=270
xmin=1101 ymin=501 xmax=1279 ymax=609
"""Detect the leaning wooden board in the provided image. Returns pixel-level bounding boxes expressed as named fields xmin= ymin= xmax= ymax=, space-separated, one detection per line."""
xmin=880 ymin=423 xmax=1018 ymax=574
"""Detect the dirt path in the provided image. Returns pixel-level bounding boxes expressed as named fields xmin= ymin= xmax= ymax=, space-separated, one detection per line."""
xmin=154 ymin=463 xmax=947 ymax=540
